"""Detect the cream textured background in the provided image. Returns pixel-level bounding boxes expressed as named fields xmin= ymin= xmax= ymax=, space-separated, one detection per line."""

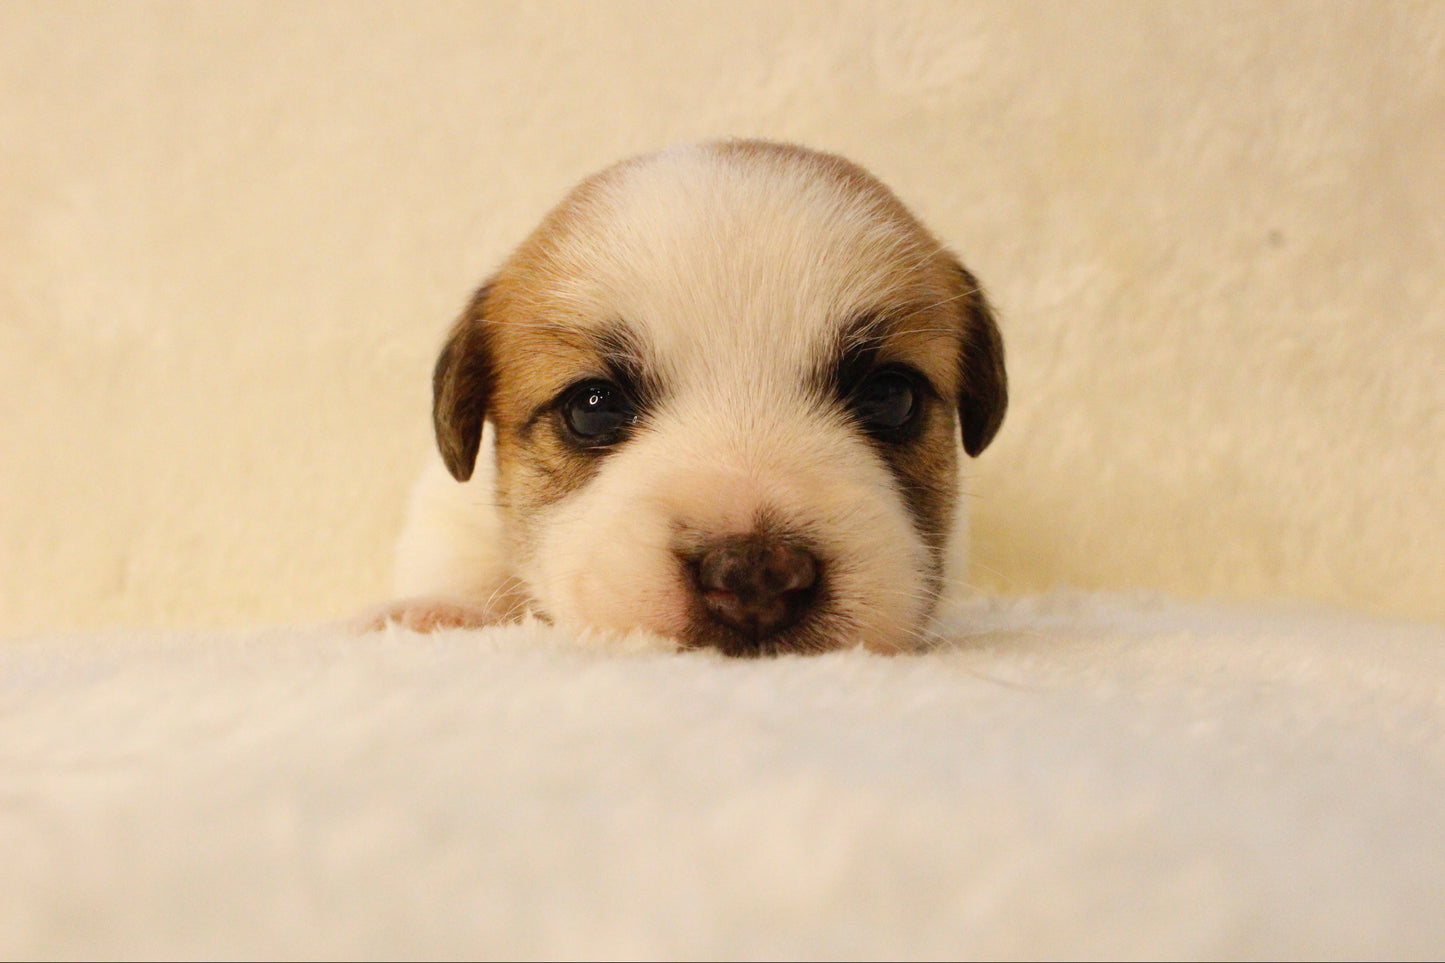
xmin=2 ymin=0 xmax=1442 ymax=636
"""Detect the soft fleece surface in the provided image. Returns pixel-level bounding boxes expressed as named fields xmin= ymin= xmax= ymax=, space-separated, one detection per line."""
xmin=6 ymin=593 xmax=1444 ymax=959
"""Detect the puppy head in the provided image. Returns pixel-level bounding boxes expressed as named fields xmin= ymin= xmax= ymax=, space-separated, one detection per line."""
xmin=433 ymin=140 xmax=1005 ymax=655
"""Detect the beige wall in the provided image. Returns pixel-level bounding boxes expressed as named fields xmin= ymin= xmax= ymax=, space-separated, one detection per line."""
xmin=2 ymin=0 xmax=1442 ymax=635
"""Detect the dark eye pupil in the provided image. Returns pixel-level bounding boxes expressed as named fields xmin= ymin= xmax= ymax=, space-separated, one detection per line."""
xmin=853 ymin=372 xmax=917 ymax=434
xmin=564 ymin=382 xmax=634 ymax=442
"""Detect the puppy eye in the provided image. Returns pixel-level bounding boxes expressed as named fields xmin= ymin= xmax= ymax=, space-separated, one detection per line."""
xmin=561 ymin=380 xmax=637 ymax=446
xmin=849 ymin=367 xmax=922 ymax=439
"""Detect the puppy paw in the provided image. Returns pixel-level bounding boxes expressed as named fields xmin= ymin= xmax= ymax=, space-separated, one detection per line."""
xmin=352 ymin=595 xmax=519 ymax=634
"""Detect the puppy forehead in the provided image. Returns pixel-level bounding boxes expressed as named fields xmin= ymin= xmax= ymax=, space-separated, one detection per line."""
xmin=493 ymin=144 xmax=961 ymax=382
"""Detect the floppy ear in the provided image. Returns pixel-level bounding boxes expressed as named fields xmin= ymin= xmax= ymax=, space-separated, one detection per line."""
xmin=952 ymin=263 xmax=1008 ymax=457
xmin=432 ymin=284 xmax=494 ymax=482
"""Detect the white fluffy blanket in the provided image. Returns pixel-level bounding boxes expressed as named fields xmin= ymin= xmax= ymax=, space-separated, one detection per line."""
xmin=6 ymin=593 xmax=1443 ymax=959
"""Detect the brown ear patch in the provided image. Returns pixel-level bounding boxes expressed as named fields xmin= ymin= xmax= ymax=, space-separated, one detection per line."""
xmin=432 ymin=284 xmax=495 ymax=481
xmin=953 ymin=264 xmax=1007 ymax=457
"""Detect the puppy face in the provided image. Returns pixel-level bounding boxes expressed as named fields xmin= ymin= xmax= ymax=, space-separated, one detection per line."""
xmin=433 ymin=141 xmax=1005 ymax=655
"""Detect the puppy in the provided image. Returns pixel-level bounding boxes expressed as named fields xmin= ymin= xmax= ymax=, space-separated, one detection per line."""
xmin=372 ymin=140 xmax=1006 ymax=655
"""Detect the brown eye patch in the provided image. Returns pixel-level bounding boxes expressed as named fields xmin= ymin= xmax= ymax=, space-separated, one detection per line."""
xmin=488 ymin=317 xmax=665 ymax=523
xmin=817 ymin=309 xmax=953 ymax=431
xmin=510 ymin=321 xmax=662 ymax=447
xmin=813 ymin=308 xmax=962 ymax=571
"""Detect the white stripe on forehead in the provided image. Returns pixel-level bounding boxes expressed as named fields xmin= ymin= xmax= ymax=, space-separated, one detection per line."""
xmin=524 ymin=144 xmax=947 ymax=386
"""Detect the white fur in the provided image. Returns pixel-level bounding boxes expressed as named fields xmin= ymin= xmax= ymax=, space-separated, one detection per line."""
xmin=381 ymin=143 xmax=984 ymax=652
xmin=391 ymin=427 xmax=519 ymax=617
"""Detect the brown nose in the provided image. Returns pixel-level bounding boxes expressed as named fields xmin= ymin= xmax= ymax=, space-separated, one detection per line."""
xmin=692 ymin=534 xmax=821 ymax=638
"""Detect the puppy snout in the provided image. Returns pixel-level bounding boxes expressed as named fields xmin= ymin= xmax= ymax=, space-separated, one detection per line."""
xmin=691 ymin=535 xmax=820 ymax=639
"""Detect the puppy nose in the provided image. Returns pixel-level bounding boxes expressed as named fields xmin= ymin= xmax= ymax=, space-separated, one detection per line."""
xmin=693 ymin=535 xmax=820 ymax=637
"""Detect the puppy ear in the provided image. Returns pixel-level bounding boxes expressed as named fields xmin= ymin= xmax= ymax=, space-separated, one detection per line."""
xmin=432 ymin=284 xmax=494 ymax=482
xmin=952 ymin=262 xmax=1008 ymax=457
